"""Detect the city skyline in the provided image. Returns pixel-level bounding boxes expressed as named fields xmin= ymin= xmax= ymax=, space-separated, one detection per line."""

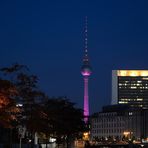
xmin=0 ymin=0 xmax=148 ymax=113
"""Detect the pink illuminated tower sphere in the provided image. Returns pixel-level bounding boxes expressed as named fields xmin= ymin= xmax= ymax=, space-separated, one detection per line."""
xmin=81 ymin=17 xmax=92 ymax=123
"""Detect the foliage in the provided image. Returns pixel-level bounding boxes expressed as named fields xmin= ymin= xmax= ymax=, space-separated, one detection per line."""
xmin=0 ymin=64 xmax=40 ymax=128
xmin=0 ymin=64 xmax=85 ymax=144
xmin=0 ymin=79 xmax=19 ymax=128
xmin=26 ymin=97 xmax=85 ymax=140
xmin=43 ymin=97 xmax=85 ymax=138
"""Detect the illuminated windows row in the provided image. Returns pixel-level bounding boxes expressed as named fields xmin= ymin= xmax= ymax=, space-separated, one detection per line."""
xmin=119 ymin=98 xmax=143 ymax=101
xmin=119 ymin=83 xmax=148 ymax=86
xmin=119 ymin=86 xmax=148 ymax=89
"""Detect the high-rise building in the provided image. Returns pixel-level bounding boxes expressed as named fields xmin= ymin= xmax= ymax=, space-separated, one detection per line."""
xmin=112 ymin=70 xmax=148 ymax=109
xmin=81 ymin=17 xmax=92 ymax=123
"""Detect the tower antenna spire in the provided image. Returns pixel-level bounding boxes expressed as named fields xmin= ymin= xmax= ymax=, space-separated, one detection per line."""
xmin=85 ymin=16 xmax=88 ymax=54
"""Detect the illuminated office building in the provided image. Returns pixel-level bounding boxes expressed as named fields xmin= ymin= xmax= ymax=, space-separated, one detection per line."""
xmin=112 ymin=70 xmax=148 ymax=108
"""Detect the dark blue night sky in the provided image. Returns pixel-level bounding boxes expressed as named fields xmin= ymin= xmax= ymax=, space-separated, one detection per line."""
xmin=0 ymin=0 xmax=148 ymax=113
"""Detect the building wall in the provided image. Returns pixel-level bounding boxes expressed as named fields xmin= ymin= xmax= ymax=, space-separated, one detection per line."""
xmin=90 ymin=107 xmax=148 ymax=141
xmin=90 ymin=112 xmax=125 ymax=140
xmin=124 ymin=111 xmax=142 ymax=140
xmin=112 ymin=70 xmax=118 ymax=105
xmin=142 ymin=110 xmax=148 ymax=138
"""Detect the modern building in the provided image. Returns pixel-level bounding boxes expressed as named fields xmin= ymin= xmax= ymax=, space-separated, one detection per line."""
xmin=90 ymin=104 xmax=148 ymax=141
xmin=81 ymin=17 xmax=92 ymax=123
xmin=112 ymin=70 xmax=148 ymax=109
xmin=91 ymin=108 xmax=125 ymax=140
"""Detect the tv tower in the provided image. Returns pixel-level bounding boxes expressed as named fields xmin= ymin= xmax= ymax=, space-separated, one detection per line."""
xmin=81 ymin=17 xmax=92 ymax=123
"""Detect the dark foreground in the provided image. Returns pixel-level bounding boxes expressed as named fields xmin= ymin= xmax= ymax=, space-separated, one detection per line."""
xmin=85 ymin=144 xmax=148 ymax=148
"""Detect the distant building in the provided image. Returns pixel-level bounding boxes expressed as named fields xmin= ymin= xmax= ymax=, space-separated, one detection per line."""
xmin=90 ymin=110 xmax=125 ymax=140
xmin=90 ymin=105 xmax=148 ymax=141
xmin=112 ymin=70 xmax=148 ymax=109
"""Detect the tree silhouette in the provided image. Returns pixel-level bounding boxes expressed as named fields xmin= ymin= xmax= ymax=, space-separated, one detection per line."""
xmin=43 ymin=97 xmax=85 ymax=147
xmin=0 ymin=64 xmax=43 ymax=141
xmin=0 ymin=79 xmax=19 ymax=128
xmin=0 ymin=64 xmax=85 ymax=147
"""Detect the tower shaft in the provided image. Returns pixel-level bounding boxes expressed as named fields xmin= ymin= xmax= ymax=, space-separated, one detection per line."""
xmin=84 ymin=76 xmax=89 ymax=123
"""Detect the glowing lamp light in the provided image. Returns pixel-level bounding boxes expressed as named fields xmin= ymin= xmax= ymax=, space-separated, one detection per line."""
xmin=49 ymin=137 xmax=56 ymax=143
xmin=16 ymin=103 xmax=23 ymax=107
xmin=123 ymin=131 xmax=130 ymax=137
xmin=83 ymin=132 xmax=89 ymax=141
xmin=29 ymin=139 xmax=32 ymax=143
xmin=83 ymin=132 xmax=88 ymax=136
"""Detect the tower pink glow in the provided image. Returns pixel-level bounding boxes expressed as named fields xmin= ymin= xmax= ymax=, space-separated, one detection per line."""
xmin=81 ymin=17 xmax=92 ymax=123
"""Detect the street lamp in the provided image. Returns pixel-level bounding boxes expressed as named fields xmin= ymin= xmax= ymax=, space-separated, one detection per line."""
xmin=123 ymin=131 xmax=130 ymax=138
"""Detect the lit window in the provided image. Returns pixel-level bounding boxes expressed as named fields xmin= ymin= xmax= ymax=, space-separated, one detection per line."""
xmin=119 ymin=101 xmax=128 ymax=104
xmin=137 ymin=98 xmax=143 ymax=101
xmin=131 ymin=86 xmax=137 ymax=89
xmin=129 ymin=112 xmax=133 ymax=116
